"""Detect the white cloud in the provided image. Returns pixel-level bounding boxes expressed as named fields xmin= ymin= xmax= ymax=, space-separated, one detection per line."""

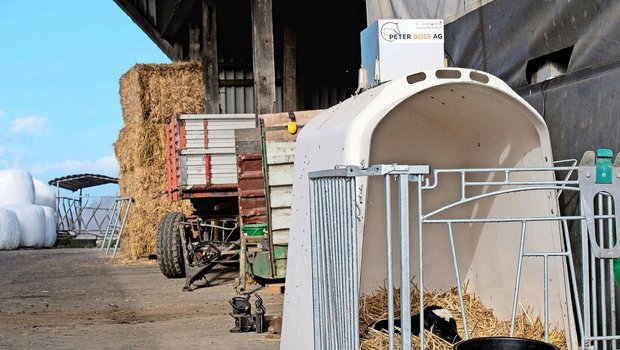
xmin=8 ymin=116 xmax=50 ymax=136
xmin=0 ymin=146 xmax=6 ymax=169
xmin=94 ymin=156 xmax=118 ymax=170
xmin=29 ymin=155 xmax=118 ymax=175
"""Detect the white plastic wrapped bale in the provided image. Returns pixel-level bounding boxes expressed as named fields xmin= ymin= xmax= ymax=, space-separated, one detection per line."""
xmin=0 ymin=208 xmax=20 ymax=250
xmin=33 ymin=178 xmax=57 ymax=210
xmin=41 ymin=206 xmax=57 ymax=248
xmin=5 ymin=204 xmax=46 ymax=248
xmin=0 ymin=169 xmax=35 ymax=206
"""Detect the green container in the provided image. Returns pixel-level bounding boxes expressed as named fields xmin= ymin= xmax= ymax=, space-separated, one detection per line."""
xmin=249 ymin=245 xmax=288 ymax=280
xmin=242 ymin=223 xmax=268 ymax=236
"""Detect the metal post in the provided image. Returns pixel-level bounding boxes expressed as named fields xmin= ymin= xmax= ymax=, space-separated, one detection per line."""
xmin=448 ymin=222 xmax=468 ymax=339
xmin=582 ymin=199 xmax=591 ymax=349
xmin=78 ymin=189 xmax=83 ymax=235
xmin=417 ymin=174 xmax=425 ymax=349
xmin=385 ymin=175 xmax=395 ymax=350
xmin=544 ymin=255 xmax=549 ymax=342
xmin=398 ymin=174 xmax=411 ymax=350
xmin=561 ymin=218 xmax=584 ymax=350
xmin=100 ymin=200 xmax=117 ymax=252
xmin=599 ymin=194 xmax=607 ymax=350
xmin=608 ymin=194 xmax=617 ymax=350
xmin=510 ymin=221 xmax=527 ymax=336
xmin=592 ymin=195 xmax=600 ymax=350
xmin=112 ymin=198 xmax=132 ymax=259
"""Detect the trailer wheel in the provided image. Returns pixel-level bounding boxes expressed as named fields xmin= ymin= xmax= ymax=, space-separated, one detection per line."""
xmin=156 ymin=212 xmax=186 ymax=278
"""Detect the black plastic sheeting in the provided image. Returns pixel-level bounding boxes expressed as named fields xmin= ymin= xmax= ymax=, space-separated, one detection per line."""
xmin=364 ymin=0 xmax=489 ymax=25
xmin=442 ymin=0 xmax=620 ymax=175
xmin=445 ymin=0 xmax=620 ymax=336
xmin=444 ymin=0 xmax=620 ymax=89
xmin=48 ymin=173 xmax=118 ymax=192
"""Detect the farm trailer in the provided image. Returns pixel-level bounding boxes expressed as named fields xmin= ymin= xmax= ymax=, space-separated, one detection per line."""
xmin=155 ymin=111 xmax=320 ymax=291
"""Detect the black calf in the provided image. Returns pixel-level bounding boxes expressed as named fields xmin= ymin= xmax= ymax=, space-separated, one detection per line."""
xmin=369 ymin=305 xmax=462 ymax=344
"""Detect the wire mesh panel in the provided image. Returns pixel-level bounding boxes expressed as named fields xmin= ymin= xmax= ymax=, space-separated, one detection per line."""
xmin=420 ymin=163 xmax=583 ymax=348
xmin=56 ymin=195 xmax=121 ymax=237
xmin=100 ymin=196 xmax=133 ymax=259
xmin=309 ymin=173 xmax=359 ymax=350
xmin=307 ymin=155 xmax=620 ymax=350
xmin=578 ymin=150 xmax=620 ymax=350
xmin=581 ymin=192 xmax=620 ymax=350
xmin=309 ymin=165 xmax=429 ymax=350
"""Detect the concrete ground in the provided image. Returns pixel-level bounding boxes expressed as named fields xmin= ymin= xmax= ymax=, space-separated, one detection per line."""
xmin=0 ymin=248 xmax=283 ymax=350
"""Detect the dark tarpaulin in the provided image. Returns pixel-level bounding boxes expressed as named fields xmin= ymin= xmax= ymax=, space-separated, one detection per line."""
xmin=444 ymin=0 xmax=620 ymax=89
xmin=517 ymin=60 xmax=620 ymax=333
xmin=444 ymin=0 xmax=620 ymax=331
xmin=445 ymin=0 xmax=620 ymax=189
xmin=364 ymin=0 xmax=492 ymax=25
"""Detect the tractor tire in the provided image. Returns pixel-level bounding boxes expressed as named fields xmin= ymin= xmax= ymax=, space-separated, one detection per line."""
xmin=156 ymin=212 xmax=186 ymax=278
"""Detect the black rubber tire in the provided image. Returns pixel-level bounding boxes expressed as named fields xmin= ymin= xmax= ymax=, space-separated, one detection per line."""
xmin=156 ymin=212 xmax=186 ymax=278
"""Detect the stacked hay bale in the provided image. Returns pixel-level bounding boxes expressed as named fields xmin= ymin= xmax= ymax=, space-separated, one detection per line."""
xmin=360 ymin=283 xmax=568 ymax=350
xmin=114 ymin=62 xmax=202 ymax=260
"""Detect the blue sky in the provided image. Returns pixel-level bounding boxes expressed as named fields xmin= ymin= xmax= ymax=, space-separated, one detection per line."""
xmin=0 ymin=1 xmax=170 ymax=195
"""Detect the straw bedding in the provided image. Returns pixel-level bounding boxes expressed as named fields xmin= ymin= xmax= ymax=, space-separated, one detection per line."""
xmin=359 ymin=282 xmax=567 ymax=350
xmin=114 ymin=62 xmax=203 ymax=259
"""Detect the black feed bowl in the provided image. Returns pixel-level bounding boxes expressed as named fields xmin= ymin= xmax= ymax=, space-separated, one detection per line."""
xmin=453 ymin=337 xmax=560 ymax=350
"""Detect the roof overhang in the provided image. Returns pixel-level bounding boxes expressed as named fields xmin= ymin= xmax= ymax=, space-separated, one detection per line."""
xmin=48 ymin=174 xmax=119 ymax=192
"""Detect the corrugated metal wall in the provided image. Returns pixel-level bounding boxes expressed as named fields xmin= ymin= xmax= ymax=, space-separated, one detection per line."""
xmin=218 ymin=54 xmax=256 ymax=114
xmin=302 ymin=85 xmax=351 ymax=111
xmin=218 ymin=53 xmax=355 ymax=113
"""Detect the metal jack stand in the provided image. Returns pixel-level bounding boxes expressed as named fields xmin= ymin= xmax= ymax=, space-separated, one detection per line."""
xmin=228 ymin=293 xmax=266 ymax=333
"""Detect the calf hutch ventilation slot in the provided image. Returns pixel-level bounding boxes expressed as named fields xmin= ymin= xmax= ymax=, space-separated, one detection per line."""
xmin=308 ymin=153 xmax=620 ymax=350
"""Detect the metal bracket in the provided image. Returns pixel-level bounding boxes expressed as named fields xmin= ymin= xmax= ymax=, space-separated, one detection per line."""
xmin=309 ymin=164 xmax=430 ymax=179
xmin=578 ymin=149 xmax=620 ymax=258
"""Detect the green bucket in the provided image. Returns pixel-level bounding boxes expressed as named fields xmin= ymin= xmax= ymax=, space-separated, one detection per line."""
xmin=242 ymin=223 xmax=268 ymax=236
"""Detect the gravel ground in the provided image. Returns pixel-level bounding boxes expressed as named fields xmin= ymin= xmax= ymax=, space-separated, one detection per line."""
xmin=0 ymin=248 xmax=283 ymax=350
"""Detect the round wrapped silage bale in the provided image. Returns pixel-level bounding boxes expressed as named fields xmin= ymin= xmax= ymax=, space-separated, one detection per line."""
xmin=0 ymin=208 xmax=20 ymax=250
xmin=42 ymin=206 xmax=57 ymax=248
xmin=34 ymin=178 xmax=57 ymax=210
xmin=0 ymin=169 xmax=35 ymax=206
xmin=7 ymin=204 xmax=45 ymax=248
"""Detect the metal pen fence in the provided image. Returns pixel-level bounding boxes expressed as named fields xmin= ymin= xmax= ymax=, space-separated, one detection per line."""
xmin=308 ymin=153 xmax=620 ymax=350
xmin=56 ymin=195 xmax=132 ymax=258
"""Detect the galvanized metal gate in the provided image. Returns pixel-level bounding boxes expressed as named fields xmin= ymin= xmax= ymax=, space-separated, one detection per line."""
xmin=308 ymin=151 xmax=620 ymax=350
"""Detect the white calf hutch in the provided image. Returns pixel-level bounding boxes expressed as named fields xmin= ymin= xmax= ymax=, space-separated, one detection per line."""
xmin=280 ymin=68 xmax=620 ymax=349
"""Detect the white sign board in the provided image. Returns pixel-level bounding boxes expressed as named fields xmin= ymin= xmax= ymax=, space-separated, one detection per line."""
xmin=361 ymin=19 xmax=445 ymax=86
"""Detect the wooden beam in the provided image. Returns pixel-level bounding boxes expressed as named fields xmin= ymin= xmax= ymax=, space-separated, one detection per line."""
xmin=137 ymin=0 xmax=147 ymax=12
xmin=283 ymin=17 xmax=297 ymax=112
xmin=147 ymin=0 xmax=157 ymax=26
xmin=113 ymin=0 xmax=174 ymax=59
xmin=161 ymin=0 xmax=199 ymax=38
xmin=251 ymin=0 xmax=277 ymax=114
xmin=189 ymin=23 xmax=201 ymax=61
xmin=202 ymin=0 xmax=220 ymax=114
xmin=173 ymin=41 xmax=184 ymax=61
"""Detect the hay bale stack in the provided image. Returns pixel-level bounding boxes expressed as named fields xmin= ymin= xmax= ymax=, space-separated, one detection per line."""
xmin=114 ymin=62 xmax=203 ymax=260
xmin=360 ymin=283 xmax=567 ymax=350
